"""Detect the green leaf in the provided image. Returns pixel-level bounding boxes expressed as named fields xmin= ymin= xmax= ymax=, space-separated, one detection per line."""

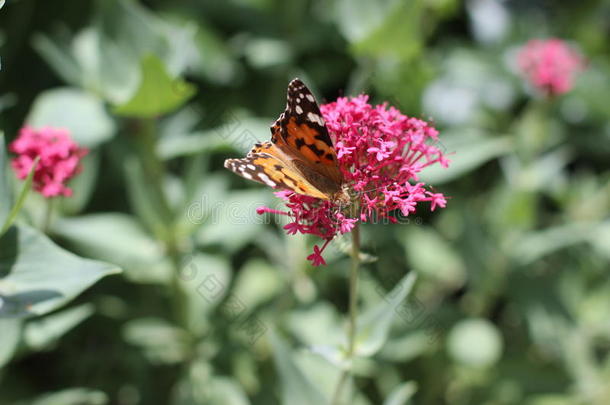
xmin=122 ymin=157 xmax=170 ymax=240
xmin=24 ymin=303 xmax=94 ymax=350
xmin=378 ymin=331 xmax=433 ymax=362
xmin=383 ymin=382 xmax=417 ymax=405
xmin=31 ymin=33 xmax=84 ymax=87
xmin=157 ymin=116 xmax=272 ymax=159
xmin=16 ymin=388 xmax=108 ymax=405
xmin=0 ymin=318 xmax=21 ymax=367
xmin=26 ymin=88 xmax=116 ymax=148
xmin=510 ymin=222 xmax=597 ymax=265
xmin=355 ymin=272 xmax=417 ymax=357
xmin=289 ymin=303 xmax=344 ymax=348
xmin=113 ymin=55 xmax=196 ymax=118
xmin=52 ymin=213 xmax=171 ymax=284
xmin=334 ymin=0 xmax=395 ymax=44
xmin=0 ymin=132 xmax=11 ymax=227
xmin=419 ymin=130 xmax=513 ymax=184
xmin=232 ymin=259 xmax=282 ymax=311
xmin=400 ymin=227 xmax=466 ymax=287
xmin=194 ymin=24 xmax=239 ymax=84
xmin=447 ymin=318 xmax=503 ymax=367
xmin=196 ymin=188 xmax=274 ymax=253
xmin=270 ymin=332 xmax=328 ymax=405
xmin=0 ymin=225 xmax=121 ymax=318
xmin=123 ymin=317 xmax=190 ymax=365
xmin=204 ymin=377 xmax=251 ymax=405
xmin=1 ymin=157 xmax=39 ymax=237
xmin=179 ymin=253 xmax=231 ymax=334
xmin=352 ymin=0 xmax=423 ymax=60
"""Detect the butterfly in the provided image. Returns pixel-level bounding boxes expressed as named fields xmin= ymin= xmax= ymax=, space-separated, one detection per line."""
xmin=224 ymin=78 xmax=347 ymax=202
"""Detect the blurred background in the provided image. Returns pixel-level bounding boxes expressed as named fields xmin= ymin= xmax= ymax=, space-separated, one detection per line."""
xmin=1 ymin=0 xmax=609 ymax=404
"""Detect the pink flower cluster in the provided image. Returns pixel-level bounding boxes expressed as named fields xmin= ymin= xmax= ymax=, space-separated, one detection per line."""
xmin=517 ymin=38 xmax=584 ymax=96
xmin=10 ymin=126 xmax=88 ymax=198
xmin=258 ymin=95 xmax=449 ymax=266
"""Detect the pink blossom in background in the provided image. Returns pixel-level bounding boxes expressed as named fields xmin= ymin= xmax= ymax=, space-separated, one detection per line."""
xmin=258 ymin=95 xmax=449 ymax=266
xmin=10 ymin=126 xmax=88 ymax=198
xmin=517 ymin=38 xmax=584 ymax=96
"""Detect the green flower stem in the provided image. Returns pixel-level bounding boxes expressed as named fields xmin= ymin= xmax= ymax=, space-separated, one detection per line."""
xmin=132 ymin=119 xmax=174 ymax=230
xmin=331 ymin=222 xmax=361 ymax=405
xmin=131 ymin=119 xmax=189 ymax=330
xmin=42 ymin=198 xmax=54 ymax=234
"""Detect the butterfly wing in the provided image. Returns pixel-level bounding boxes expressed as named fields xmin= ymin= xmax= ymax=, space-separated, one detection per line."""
xmin=224 ymin=145 xmax=330 ymax=200
xmin=271 ymin=79 xmax=343 ymax=187
xmin=224 ymin=79 xmax=343 ymax=200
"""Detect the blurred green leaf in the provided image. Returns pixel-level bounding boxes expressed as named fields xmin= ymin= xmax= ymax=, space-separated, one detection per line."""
xmin=52 ymin=213 xmax=171 ymax=284
xmin=179 ymin=253 xmax=231 ymax=334
xmin=243 ymin=38 xmax=293 ymax=68
xmin=289 ymin=303 xmax=344 ymax=348
xmin=0 ymin=225 xmax=120 ymax=318
xmin=194 ymin=24 xmax=240 ymax=84
xmin=355 ymin=272 xmax=417 ymax=357
xmin=24 ymin=304 xmax=94 ymax=350
xmin=122 ymin=157 xmax=170 ymax=240
xmin=525 ymin=395 xmax=576 ymax=405
xmin=270 ymin=332 xmax=327 ymax=405
xmin=419 ymin=130 xmax=513 ymax=184
xmin=113 ymin=55 xmax=196 ymax=118
xmin=447 ymin=318 xmax=503 ymax=367
xmin=196 ymin=188 xmax=274 ymax=253
xmin=510 ymin=222 xmax=597 ymax=265
xmin=0 ymin=319 xmax=21 ymax=368
xmin=590 ymin=221 xmax=610 ymax=260
xmin=0 ymin=133 xmax=11 ymax=227
xmin=378 ymin=331 xmax=433 ymax=362
xmin=123 ymin=317 xmax=190 ymax=365
xmin=1 ymin=157 xmax=39 ymax=237
xmin=157 ymin=116 xmax=272 ymax=159
xmin=32 ymin=33 xmax=84 ymax=87
xmin=352 ymin=0 xmax=423 ymax=60
xmin=383 ymin=381 xmax=417 ymax=405
xmin=204 ymin=377 xmax=251 ymax=405
xmin=295 ymin=350 xmax=366 ymax=404
xmin=400 ymin=227 xmax=466 ymax=287
xmin=16 ymin=388 xmax=108 ymax=405
xmin=26 ymin=88 xmax=116 ymax=148
xmin=334 ymin=0 xmax=395 ymax=44
xmin=232 ymin=259 xmax=282 ymax=311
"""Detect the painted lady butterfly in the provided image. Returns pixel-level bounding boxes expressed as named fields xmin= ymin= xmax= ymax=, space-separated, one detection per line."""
xmin=224 ymin=79 xmax=348 ymax=202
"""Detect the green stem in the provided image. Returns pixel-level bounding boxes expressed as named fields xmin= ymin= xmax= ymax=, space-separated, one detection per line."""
xmin=132 ymin=119 xmax=174 ymax=230
xmin=331 ymin=223 xmax=360 ymax=405
xmin=131 ymin=119 xmax=189 ymax=329
xmin=42 ymin=198 xmax=54 ymax=234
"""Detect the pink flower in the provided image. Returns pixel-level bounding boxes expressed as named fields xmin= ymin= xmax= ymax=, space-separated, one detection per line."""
xmin=517 ymin=38 xmax=584 ymax=96
xmin=259 ymin=95 xmax=449 ymax=266
xmin=10 ymin=126 xmax=88 ymax=198
xmin=306 ymin=244 xmax=327 ymax=267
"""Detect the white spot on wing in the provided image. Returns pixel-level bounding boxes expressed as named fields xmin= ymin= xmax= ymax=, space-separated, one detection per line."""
xmin=247 ymin=164 xmax=256 ymax=170
xmin=295 ymin=105 xmax=303 ymax=114
xmin=306 ymin=94 xmax=314 ymax=102
xmin=307 ymin=112 xmax=324 ymax=126
xmin=258 ymin=173 xmax=276 ymax=187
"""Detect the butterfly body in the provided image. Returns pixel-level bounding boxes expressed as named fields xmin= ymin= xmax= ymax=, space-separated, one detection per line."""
xmin=225 ymin=78 xmax=347 ymax=203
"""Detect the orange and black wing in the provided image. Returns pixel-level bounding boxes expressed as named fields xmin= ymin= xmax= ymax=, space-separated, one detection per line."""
xmin=271 ymin=78 xmax=343 ymax=187
xmin=224 ymin=145 xmax=330 ymax=200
